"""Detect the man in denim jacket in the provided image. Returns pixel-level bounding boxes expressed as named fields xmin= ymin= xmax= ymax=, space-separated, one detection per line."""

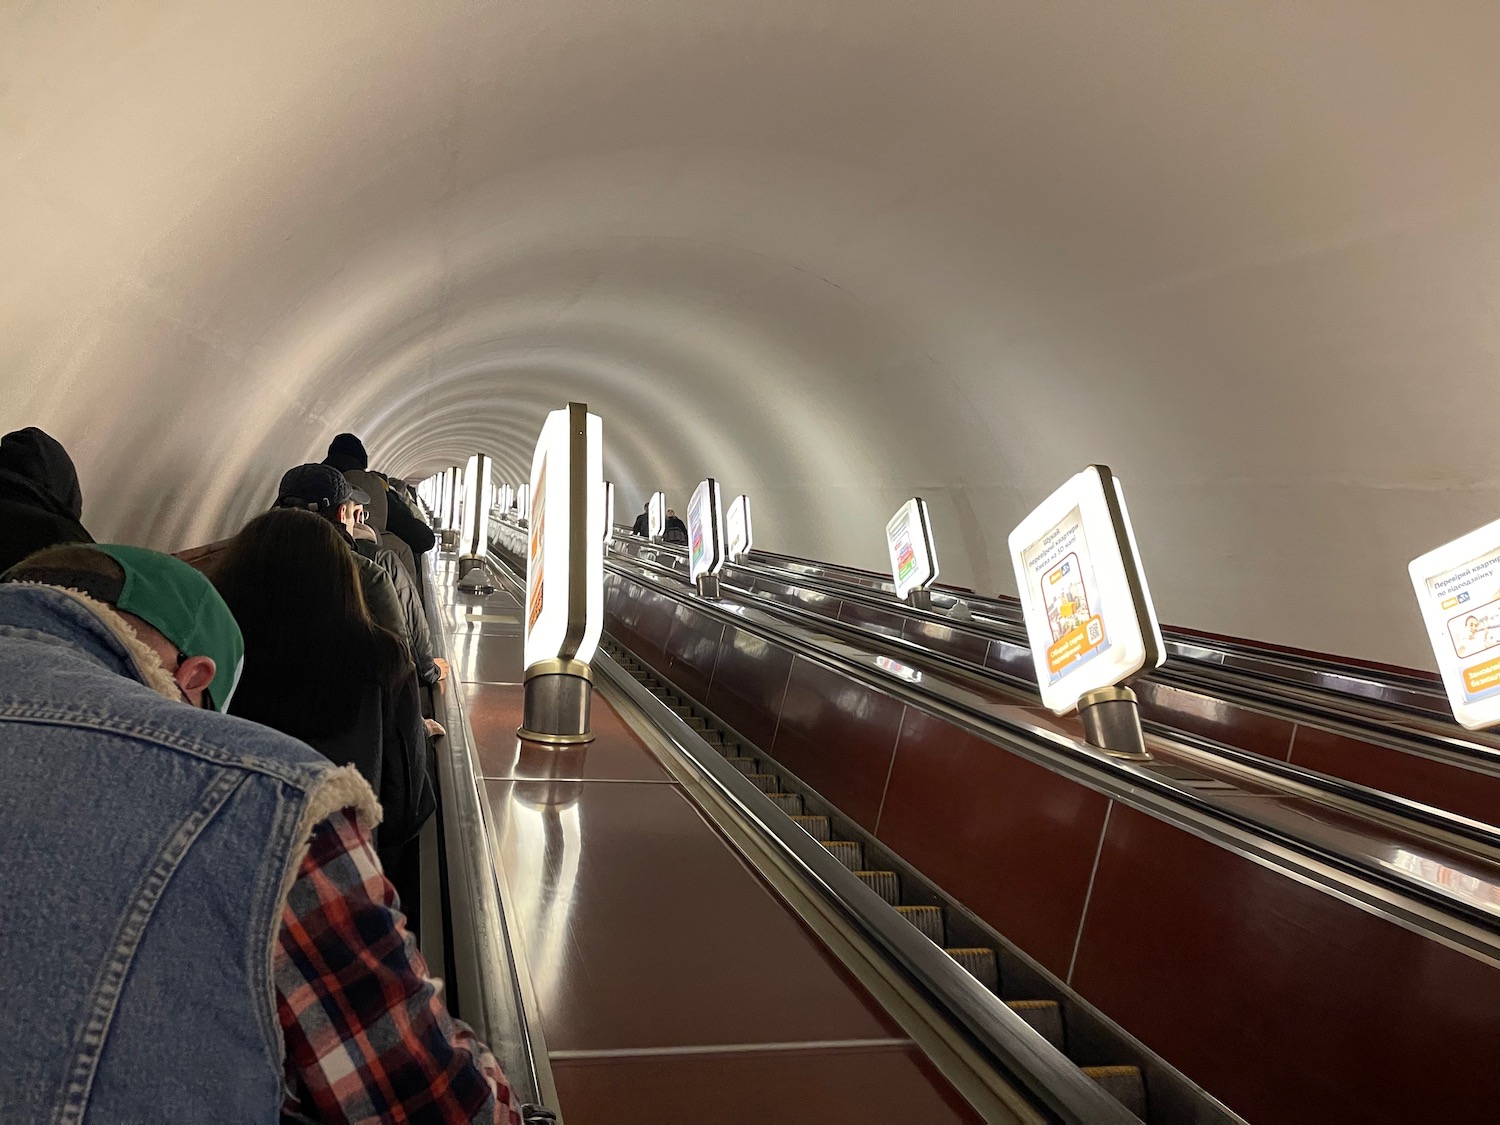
xmin=0 ymin=544 xmax=519 ymax=1124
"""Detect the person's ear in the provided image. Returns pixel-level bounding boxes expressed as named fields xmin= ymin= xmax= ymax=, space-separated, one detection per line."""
xmin=175 ymin=655 xmax=216 ymax=703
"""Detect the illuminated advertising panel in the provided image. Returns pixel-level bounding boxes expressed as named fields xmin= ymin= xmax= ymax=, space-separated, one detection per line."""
xmin=687 ymin=478 xmax=725 ymax=580
xmin=648 ymin=491 xmax=666 ymax=540
xmin=886 ymin=498 xmax=938 ymax=599
xmin=460 ymin=454 xmax=492 ymax=557
xmin=1409 ymin=517 xmax=1500 ymax=730
xmin=1007 ymin=465 xmax=1164 ymax=714
xmin=726 ymin=494 xmax=752 ymax=558
xmin=524 ymin=403 xmax=605 ymax=670
xmin=602 ymin=480 xmax=615 ymax=544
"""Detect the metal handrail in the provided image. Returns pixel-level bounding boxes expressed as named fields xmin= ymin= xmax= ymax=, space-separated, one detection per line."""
xmin=421 ymin=554 xmax=561 ymax=1123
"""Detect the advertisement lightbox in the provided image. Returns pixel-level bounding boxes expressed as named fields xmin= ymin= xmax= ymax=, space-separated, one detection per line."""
xmin=1409 ymin=517 xmax=1500 ymax=730
xmin=602 ymin=480 xmax=615 ymax=544
xmin=886 ymin=498 xmax=939 ymax=599
xmin=726 ymin=494 xmax=753 ymax=558
xmin=687 ymin=478 xmax=725 ymax=580
xmin=1007 ymin=465 xmax=1164 ymax=714
xmin=648 ymin=491 xmax=666 ymax=540
xmin=524 ymin=403 xmax=605 ymax=671
xmin=460 ymin=454 xmax=492 ymax=558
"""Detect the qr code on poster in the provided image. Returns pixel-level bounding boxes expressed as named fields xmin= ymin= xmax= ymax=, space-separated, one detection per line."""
xmin=1086 ymin=618 xmax=1103 ymax=645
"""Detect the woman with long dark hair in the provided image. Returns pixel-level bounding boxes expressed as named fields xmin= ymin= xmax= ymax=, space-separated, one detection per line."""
xmin=209 ymin=509 xmax=434 ymax=877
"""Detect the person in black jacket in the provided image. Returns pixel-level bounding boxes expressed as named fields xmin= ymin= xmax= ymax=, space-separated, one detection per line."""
xmin=631 ymin=502 xmax=650 ymax=537
xmin=209 ymin=508 xmax=436 ymax=927
xmin=662 ymin=507 xmax=689 ymax=545
xmin=0 ymin=427 xmax=94 ymax=573
xmin=322 ymin=433 xmax=437 ymax=563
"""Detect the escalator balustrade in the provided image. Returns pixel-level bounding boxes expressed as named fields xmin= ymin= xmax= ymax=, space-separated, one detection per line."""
xmin=605 ymin=640 xmax=1153 ymax=1122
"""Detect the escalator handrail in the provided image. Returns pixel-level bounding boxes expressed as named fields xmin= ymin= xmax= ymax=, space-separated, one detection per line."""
xmin=613 ymin=537 xmax=1500 ymax=853
xmin=421 ymin=554 xmax=559 ymax=1120
xmin=618 ymin=536 xmax=1500 ymax=778
xmin=741 ymin=543 xmax=1450 ymax=710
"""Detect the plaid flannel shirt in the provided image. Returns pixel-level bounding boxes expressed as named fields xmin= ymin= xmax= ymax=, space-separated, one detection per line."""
xmin=276 ymin=808 xmax=522 ymax=1125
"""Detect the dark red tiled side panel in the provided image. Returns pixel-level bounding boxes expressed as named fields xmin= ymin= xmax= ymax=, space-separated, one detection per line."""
xmin=1071 ymin=803 xmax=1500 ymax=1125
xmin=552 ymin=1045 xmax=983 ymax=1125
xmin=876 ymin=709 xmax=1109 ymax=976
xmin=704 ymin=626 xmax=794 ymax=749
xmin=1289 ymin=726 xmax=1500 ymax=828
xmin=771 ymin=656 xmax=906 ymax=831
xmin=1132 ymin=680 xmax=1296 ymax=759
xmin=662 ymin=604 xmax=725 ymax=703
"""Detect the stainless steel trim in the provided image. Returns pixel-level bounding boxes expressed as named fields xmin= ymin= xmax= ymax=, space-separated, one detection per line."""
xmin=424 ymin=555 xmax=562 ymax=1120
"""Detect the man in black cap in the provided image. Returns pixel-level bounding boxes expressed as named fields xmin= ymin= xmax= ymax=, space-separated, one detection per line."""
xmin=322 ymin=434 xmax=437 ymax=564
xmin=0 ymin=426 xmax=94 ymax=573
xmin=271 ymin=465 xmax=408 ymax=647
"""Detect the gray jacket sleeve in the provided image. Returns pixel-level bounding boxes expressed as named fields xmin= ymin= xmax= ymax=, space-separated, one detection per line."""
xmin=357 ymin=555 xmax=410 ymax=649
xmin=386 ymin=554 xmax=439 ymax=684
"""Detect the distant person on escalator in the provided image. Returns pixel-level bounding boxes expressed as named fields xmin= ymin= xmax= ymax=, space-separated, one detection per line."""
xmin=210 ymin=509 xmax=437 ymax=932
xmin=0 ymin=544 xmax=520 ymax=1125
xmin=662 ymin=507 xmax=689 ymax=546
xmin=0 ymin=426 xmax=94 ymax=574
xmin=345 ymin=480 xmax=448 ymax=691
xmin=632 ymin=501 xmax=650 ymax=537
xmin=322 ymin=432 xmax=437 ymax=563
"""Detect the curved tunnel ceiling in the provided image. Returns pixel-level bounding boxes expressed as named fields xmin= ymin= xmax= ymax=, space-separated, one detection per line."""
xmin=4 ymin=2 xmax=1498 ymax=665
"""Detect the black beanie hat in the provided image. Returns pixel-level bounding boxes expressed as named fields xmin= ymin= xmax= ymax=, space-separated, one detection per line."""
xmin=325 ymin=433 xmax=368 ymax=471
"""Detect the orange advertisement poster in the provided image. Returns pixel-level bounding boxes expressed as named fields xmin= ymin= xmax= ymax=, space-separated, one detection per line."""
xmin=526 ymin=458 xmax=546 ymax=634
xmin=1463 ymin=655 xmax=1500 ymax=696
xmin=1047 ymin=616 xmax=1105 ymax=675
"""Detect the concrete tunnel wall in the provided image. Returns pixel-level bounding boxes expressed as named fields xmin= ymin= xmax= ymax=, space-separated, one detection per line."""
xmin=3 ymin=2 xmax=1499 ymax=667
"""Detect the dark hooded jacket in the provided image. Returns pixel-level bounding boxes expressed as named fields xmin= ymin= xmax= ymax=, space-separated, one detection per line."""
xmin=322 ymin=436 xmax=436 ymax=561
xmin=0 ymin=428 xmax=94 ymax=574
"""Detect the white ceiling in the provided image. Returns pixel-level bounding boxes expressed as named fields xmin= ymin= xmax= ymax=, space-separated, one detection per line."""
xmin=4 ymin=1 xmax=1497 ymax=665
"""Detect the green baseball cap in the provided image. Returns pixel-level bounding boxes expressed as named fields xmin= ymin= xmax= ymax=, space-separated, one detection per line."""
xmin=90 ymin=544 xmax=245 ymax=712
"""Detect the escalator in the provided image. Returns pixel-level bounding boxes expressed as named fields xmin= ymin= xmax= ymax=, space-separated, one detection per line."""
xmin=605 ymin=641 xmax=1156 ymax=1119
xmin=525 ymin=521 xmax=1500 ymax=1125
xmin=613 ymin=535 xmax=1500 ymax=830
xmin=429 ymin=538 xmax=1244 ymax=1124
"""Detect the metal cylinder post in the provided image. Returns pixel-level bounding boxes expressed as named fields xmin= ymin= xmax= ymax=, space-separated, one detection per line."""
xmin=906 ymin=587 xmax=933 ymax=610
xmin=1077 ymin=685 xmax=1152 ymax=761
xmin=696 ymin=573 xmax=721 ymax=598
xmin=456 ymin=556 xmax=495 ymax=595
xmin=518 ymin=658 xmax=594 ymax=744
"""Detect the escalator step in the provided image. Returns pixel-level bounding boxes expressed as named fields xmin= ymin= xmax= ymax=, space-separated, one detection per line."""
xmin=1081 ymin=1067 xmax=1147 ymax=1118
xmin=725 ymin=757 xmax=760 ymax=776
xmin=747 ymin=774 xmax=781 ymax=794
xmin=790 ymin=815 xmax=831 ymax=841
xmin=768 ymin=793 xmax=805 ymax=815
xmin=823 ymin=841 xmax=863 ymax=871
xmin=686 ymin=717 xmax=708 ymax=731
xmin=896 ymin=905 xmax=945 ymax=944
xmin=855 ymin=870 xmax=900 ymax=904
xmin=1006 ymin=1000 xmax=1066 ymax=1051
xmin=945 ymin=947 xmax=1000 ymax=991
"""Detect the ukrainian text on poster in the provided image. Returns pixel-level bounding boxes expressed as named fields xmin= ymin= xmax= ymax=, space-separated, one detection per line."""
xmin=1425 ymin=543 xmax=1500 ymax=702
xmin=1020 ymin=505 xmax=1111 ymax=684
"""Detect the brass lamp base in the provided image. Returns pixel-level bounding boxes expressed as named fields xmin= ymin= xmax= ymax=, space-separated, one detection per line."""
xmin=1077 ymin=685 xmax=1151 ymax=761
xmin=517 ymin=658 xmax=595 ymax=744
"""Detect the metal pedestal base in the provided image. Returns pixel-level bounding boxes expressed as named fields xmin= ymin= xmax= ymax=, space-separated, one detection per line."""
xmin=517 ymin=659 xmax=594 ymax=744
xmin=440 ymin=528 xmax=460 ymax=550
xmin=1077 ymin=685 xmax=1151 ymax=761
xmin=696 ymin=574 xmax=721 ymax=598
xmin=456 ymin=555 xmax=496 ymax=595
xmin=905 ymin=588 xmax=932 ymax=610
